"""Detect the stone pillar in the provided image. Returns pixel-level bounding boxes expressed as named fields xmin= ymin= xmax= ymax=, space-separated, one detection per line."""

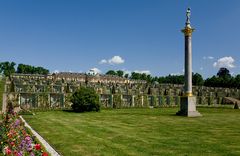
xmin=61 ymin=86 xmax=64 ymax=93
xmin=131 ymin=95 xmax=135 ymax=107
xmin=36 ymin=94 xmax=39 ymax=108
xmin=48 ymin=94 xmax=51 ymax=108
xmin=176 ymin=8 xmax=201 ymax=117
xmin=184 ymin=35 xmax=192 ymax=96
xmin=110 ymin=94 xmax=113 ymax=108
xmin=61 ymin=94 xmax=65 ymax=108
xmin=2 ymin=93 xmax=7 ymax=113
xmin=18 ymin=93 xmax=21 ymax=106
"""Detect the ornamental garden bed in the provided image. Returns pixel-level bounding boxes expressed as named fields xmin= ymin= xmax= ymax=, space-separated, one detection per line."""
xmin=0 ymin=108 xmax=49 ymax=156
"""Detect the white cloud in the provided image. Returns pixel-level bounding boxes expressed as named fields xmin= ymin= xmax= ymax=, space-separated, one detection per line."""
xmin=203 ymin=56 xmax=214 ymax=60
xmin=108 ymin=56 xmax=124 ymax=65
xmin=99 ymin=59 xmax=107 ymax=64
xmin=170 ymin=72 xmax=181 ymax=76
xmin=53 ymin=70 xmax=59 ymax=73
xmin=213 ymin=56 xmax=235 ymax=68
xmin=208 ymin=56 xmax=214 ymax=60
xmin=182 ymin=68 xmax=184 ymax=73
xmin=122 ymin=69 xmax=131 ymax=75
xmin=134 ymin=70 xmax=151 ymax=75
xmin=88 ymin=67 xmax=101 ymax=75
xmin=99 ymin=55 xmax=125 ymax=65
xmin=200 ymin=67 xmax=204 ymax=70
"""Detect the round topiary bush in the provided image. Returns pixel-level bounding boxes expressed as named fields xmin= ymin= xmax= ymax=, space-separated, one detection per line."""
xmin=71 ymin=87 xmax=100 ymax=112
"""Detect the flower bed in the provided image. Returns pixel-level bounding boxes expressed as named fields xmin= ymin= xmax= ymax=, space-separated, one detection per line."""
xmin=0 ymin=108 xmax=48 ymax=156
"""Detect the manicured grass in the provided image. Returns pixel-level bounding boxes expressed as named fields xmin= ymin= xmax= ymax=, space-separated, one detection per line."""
xmin=23 ymin=108 xmax=240 ymax=156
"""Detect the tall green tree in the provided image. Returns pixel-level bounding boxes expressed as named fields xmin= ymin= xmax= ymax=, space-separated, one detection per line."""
xmin=234 ymin=74 xmax=240 ymax=88
xmin=105 ymin=70 xmax=117 ymax=76
xmin=217 ymin=67 xmax=231 ymax=78
xmin=130 ymin=72 xmax=153 ymax=83
xmin=124 ymin=74 xmax=129 ymax=79
xmin=116 ymin=70 xmax=124 ymax=77
xmin=162 ymin=75 xmax=184 ymax=84
xmin=0 ymin=61 xmax=16 ymax=78
xmin=130 ymin=72 xmax=141 ymax=80
xmin=17 ymin=64 xmax=49 ymax=75
xmin=192 ymin=73 xmax=204 ymax=86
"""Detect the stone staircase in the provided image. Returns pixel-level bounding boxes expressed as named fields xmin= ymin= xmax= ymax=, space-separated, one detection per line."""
xmin=223 ymin=97 xmax=240 ymax=109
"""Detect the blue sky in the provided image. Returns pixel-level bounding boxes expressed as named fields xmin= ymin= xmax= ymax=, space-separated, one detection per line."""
xmin=0 ymin=0 xmax=240 ymax=78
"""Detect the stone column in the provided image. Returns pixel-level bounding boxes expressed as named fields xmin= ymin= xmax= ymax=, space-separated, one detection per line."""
xmin=110 ymin=94 xmax=113 ymax=108
xmin=184 ymin=35 xmax=192 ymax=96
xmin=48 ymin=94 xmax=51 ymax=108
xmin=131 ymin=95 xmax=135 ymax=107
xmin=176 ymin=8 xmax=201 ymax=117
xmin=61 ymin=94 xmax=65 ymax=108
xmin=18 ymin=93 xmax=21 ymax=106
xmin=2 ymin=93 xmax=7 ymax=113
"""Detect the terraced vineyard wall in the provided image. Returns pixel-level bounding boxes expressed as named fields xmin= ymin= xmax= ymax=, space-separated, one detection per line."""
xmin=2 ymin=73 xmax=240 ymax=112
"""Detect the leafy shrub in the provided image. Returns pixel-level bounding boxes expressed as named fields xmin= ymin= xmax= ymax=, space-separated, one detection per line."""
xmin=71 ymin=87 xmax=100 ymax=112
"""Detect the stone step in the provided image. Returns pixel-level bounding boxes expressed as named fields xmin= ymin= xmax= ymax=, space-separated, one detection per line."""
xmin=223 ymin=97 xmax=240 ymax=103
xmin=223 ymin=97 xmax=240 ymax=109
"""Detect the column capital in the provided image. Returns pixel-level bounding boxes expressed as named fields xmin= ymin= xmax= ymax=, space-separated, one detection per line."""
xmin=183 ymin=92 xmax=193 ymax=97
xmin=181 ymin=27 xmax=195 ymax=36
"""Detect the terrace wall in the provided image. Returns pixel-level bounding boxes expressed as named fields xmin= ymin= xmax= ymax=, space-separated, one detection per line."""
xmin=2 ymin=73 xmax=240 ymax=112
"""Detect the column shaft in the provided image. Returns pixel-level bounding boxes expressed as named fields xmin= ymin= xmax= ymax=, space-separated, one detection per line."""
xmin=184 ymin=35 xmax=192 ymax=95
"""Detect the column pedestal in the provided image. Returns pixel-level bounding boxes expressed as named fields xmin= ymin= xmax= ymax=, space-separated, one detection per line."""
xmin=176 ymin=96 xmax=202 ymax=117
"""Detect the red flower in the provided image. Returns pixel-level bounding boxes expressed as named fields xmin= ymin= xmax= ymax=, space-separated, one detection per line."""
xmin=5 ymin=147 xmax=12 ymax=155
xmin=42 ymin=152 xmax=48 ymax=156
xmin=10 ymin=142 xmax=15 ymax=146
xmin=35 ymin=144 xmax=41 ymax=150
xmin=13 ymin=151 xmax=18 ymax=156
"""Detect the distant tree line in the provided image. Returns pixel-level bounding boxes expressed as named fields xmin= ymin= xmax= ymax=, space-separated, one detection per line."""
xmin=0 ymin=61 xmax=49 ymax=78
xmin=204 ymin=67 xmax=240 ymax=88
xmin=106 ymin=70 xmax=127 ymax=78
xmin=105 ymin=68 xmax=240 ymax=89
xmin=17 ymin=64 xmax=49 ymax=75
xmin=105 ymin=70 xmax=204 ymax=86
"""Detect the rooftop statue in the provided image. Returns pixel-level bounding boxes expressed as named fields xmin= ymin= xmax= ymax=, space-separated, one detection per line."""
xmin=186 ymin=8 xmax=191 ymax=27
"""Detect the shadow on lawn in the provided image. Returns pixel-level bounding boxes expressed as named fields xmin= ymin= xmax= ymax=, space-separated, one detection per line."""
xmin=62 ymin=109 xmax=74 ymax=113
xmin=62 ymin=109 xmax=100 ymax=113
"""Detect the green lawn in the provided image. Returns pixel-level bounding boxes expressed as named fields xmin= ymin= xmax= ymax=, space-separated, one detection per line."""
xmin=23 ymin=108 xmax=240 ymax=156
